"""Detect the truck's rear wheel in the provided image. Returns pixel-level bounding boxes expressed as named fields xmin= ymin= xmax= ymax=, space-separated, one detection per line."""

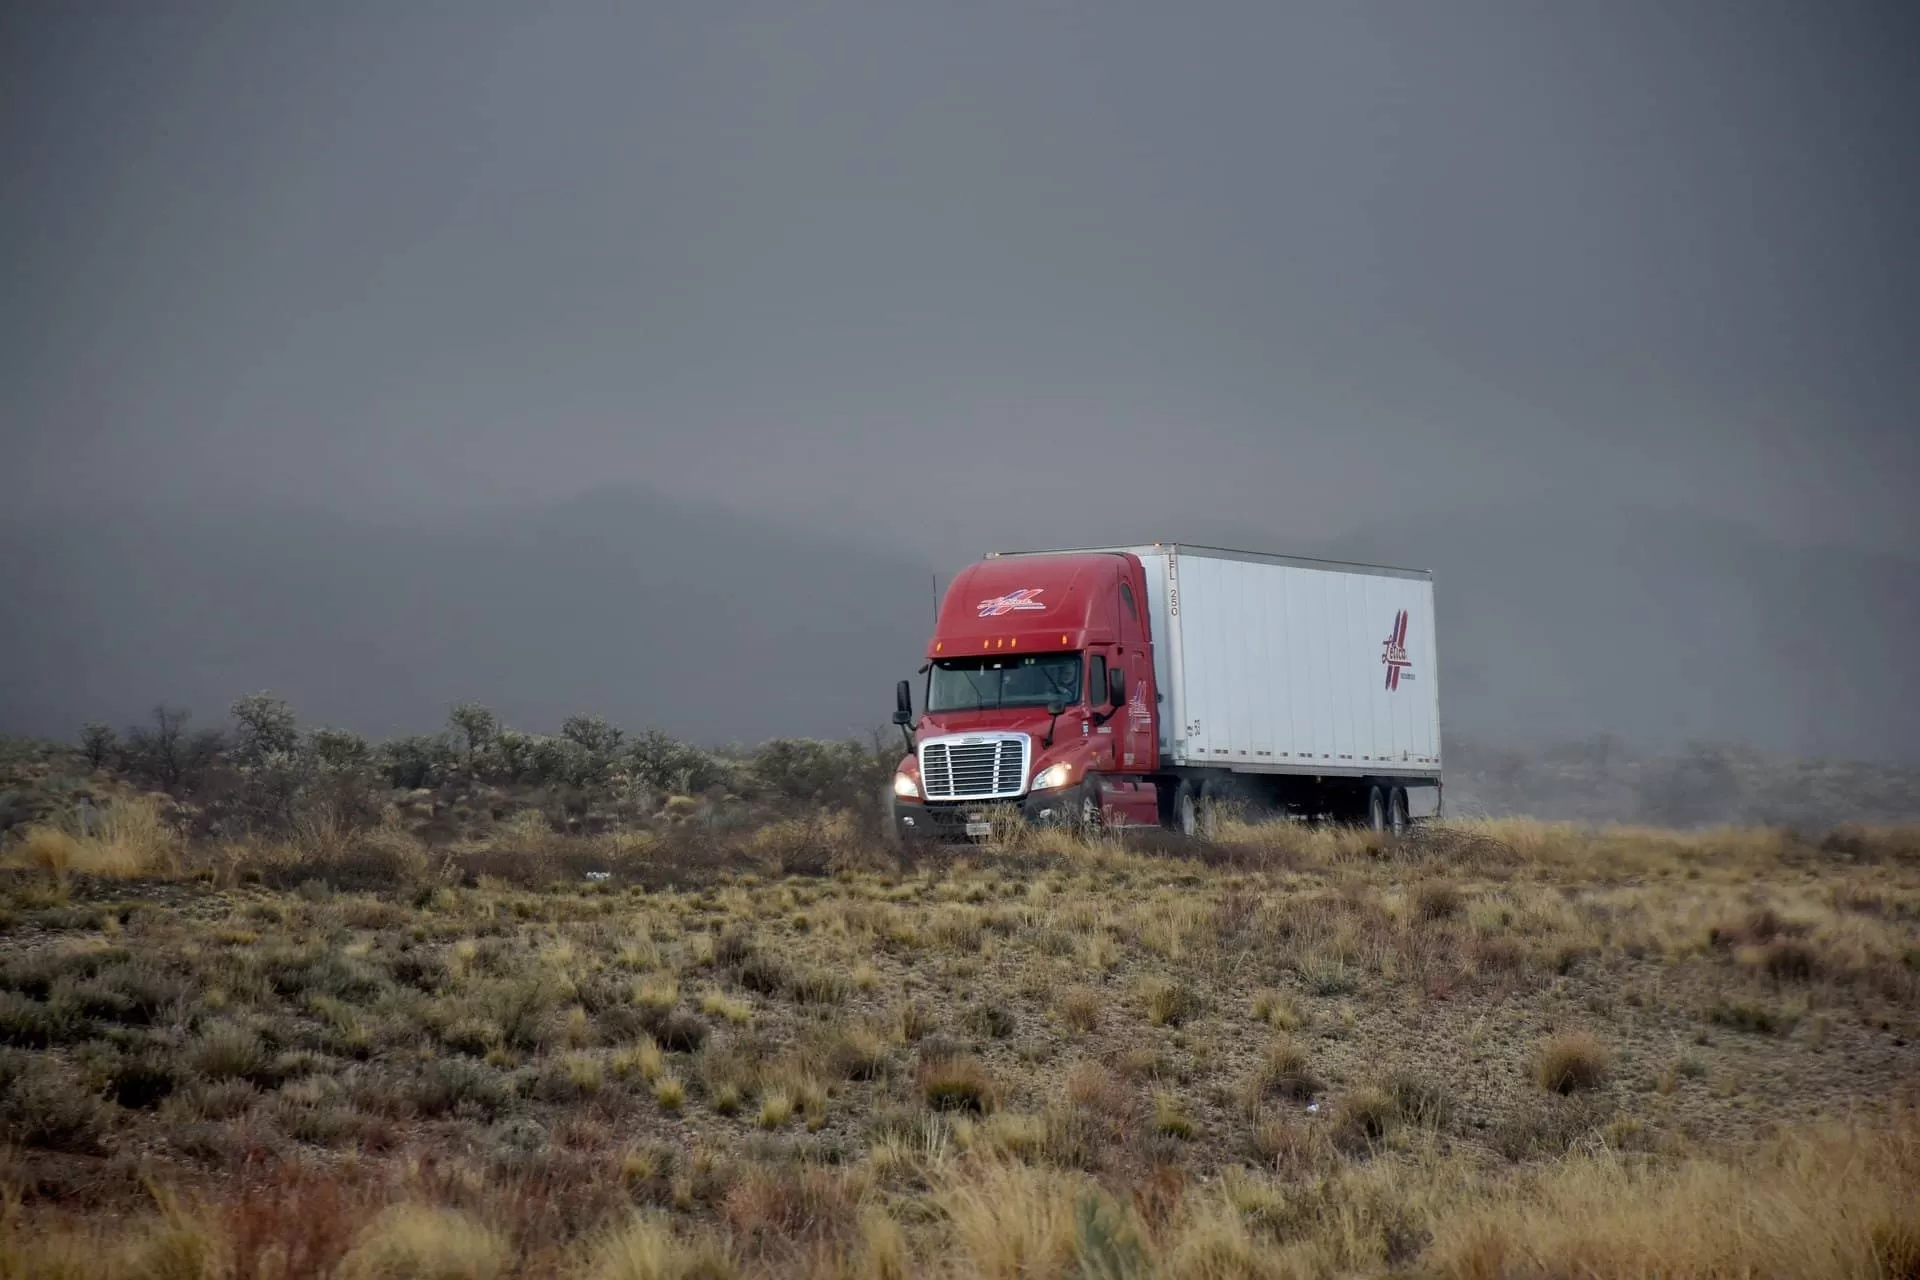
xmin=1389 ymin=786 xmax=1410 ymax=836
xmin=1365 ymin=785 xmax=1388 ymax=832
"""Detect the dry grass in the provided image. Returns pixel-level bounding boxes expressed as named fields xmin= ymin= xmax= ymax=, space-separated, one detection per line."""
xmin=0 ymin=811 xmax=1916 ymax=1275
xmin=1429 ymin=1114 xmax=1920 ymax=1279
xmin=1534 ymin=1030 xmax=1610 ymax=1094
xmin=4 ymin=795 xmax=180 ymax=878
xmin=337 ymin=1205 xmax=510 ymax=1280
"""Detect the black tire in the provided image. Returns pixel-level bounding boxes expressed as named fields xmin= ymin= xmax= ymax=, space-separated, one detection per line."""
xmin=1389 ymin=787 xmax=1410 ymax=836
xmin=1076 ymin=776 xmax=1105 ymax=835
xmin=1365 ymin=785 xmax=1388 ymax=833
xmin=1175 ymin=779 xmax=1214 ymax=839
xmin=1167 ymin=782 xmax=1198 ymax=840
xmin=882 ymin=790 xmax=902 ymax=846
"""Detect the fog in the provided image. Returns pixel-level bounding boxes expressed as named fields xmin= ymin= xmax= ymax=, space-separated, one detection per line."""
xmin=4 ymin=2 xmax=1917 ymax=761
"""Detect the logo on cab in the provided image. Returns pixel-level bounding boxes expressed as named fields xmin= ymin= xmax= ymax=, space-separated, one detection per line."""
xmin=976 ymin=588 xmax=1046 ymax=618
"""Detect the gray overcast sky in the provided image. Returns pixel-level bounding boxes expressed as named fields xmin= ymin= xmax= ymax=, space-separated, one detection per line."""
xmin=6 ymin=0 xmax=1918 ymax=564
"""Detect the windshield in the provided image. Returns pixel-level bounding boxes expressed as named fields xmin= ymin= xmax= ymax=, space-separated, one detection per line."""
xmin=928 ymin=653 xmax=1082 ymax=713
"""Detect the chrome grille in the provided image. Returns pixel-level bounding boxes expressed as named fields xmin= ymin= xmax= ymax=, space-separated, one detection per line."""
xmin=919 ymin=734 xmax=1030 ymax=801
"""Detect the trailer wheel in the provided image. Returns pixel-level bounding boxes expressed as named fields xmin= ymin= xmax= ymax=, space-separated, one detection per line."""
xmin=1365 ymin=785 xmax=1388 ymax=833
xmin=1389 ymin=787 xmax=1410 ymax=836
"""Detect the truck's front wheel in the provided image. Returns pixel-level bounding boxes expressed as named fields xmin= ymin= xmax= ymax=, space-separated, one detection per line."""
xmin=1174 ymin=780 xmax=1213 ymax=839
xmin=1076 ymin=777 xmax=1104 ymax=835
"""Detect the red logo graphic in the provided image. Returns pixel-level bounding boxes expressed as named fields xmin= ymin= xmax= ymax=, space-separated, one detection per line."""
xmin=1381 ymin=610 xmax=1412 ymax=690
xmin=1127 ymin=680 xmax=1152 ymax=728
xmin=976 ymin=588 xmax=1046 ymax=618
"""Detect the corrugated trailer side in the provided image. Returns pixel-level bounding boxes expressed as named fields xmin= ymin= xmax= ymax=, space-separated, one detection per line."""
xmin=1142 ymin=546 xmax=1440 ymax=779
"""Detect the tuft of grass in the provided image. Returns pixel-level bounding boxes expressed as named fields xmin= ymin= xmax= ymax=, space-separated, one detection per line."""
xmin=1056 ymin=987 xmax=1101 ymax=1033
xmin=1138 ymin=976 xmax=1200 ymax=1027
xmin=1250 ymin=988 xmax=1307 ymax=1031
xmin=633 ymin=972 xmax=679 ymax=1017
xmin=6 ymin=797 xmax=180 ymax=879
xmin=698 ymin=990 xmax=752 ymax=1026
xmin=653 ymin=1074 xmax=686 ymax=1113
xmin=786 ymin=967 xmax=850 ymax=1007
xmin=1152 ymin=1091 xmax=1195 ymax=1140
xmin=757 ymin=1088 xmax=794 ymax=1130
xmin=919 ymin=1053 xmax=995 ymax=1114
xmin=612 ymin=1036 xmax=666 ymax=1084
xmin=1251 ymin=1036 xmax=1322 ymax=1103
xmin=336 ymin=1205 xmax=509 ymax=1280
xmin=963 ymin=1001 xmax=1017 ymax=1040
xmin=582 ymin=1212 xmax=736 ymax=1280
xmin=1330 ymin=1088 xmax=1396 ymax=1153
xmin=1535 ymin=1030 xmax=1610 ymax=1095
xmin=1414 ymin=879 xmax=1465 ymax=922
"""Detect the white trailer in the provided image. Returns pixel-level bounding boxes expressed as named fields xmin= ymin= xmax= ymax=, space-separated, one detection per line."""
xmin=1094 ymin=544 xmax=1441 ymax=828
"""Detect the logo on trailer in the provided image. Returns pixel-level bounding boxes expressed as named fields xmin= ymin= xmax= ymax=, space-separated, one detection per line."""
xmin=1381 ymin=610 xmax=1413 ymax=690
xmin=975 ymin=588 xmax=1046 ymax=618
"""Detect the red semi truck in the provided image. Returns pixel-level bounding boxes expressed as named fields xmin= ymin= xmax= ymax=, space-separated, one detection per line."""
xmin=887 ymin=544 xmax=1443 ymax=840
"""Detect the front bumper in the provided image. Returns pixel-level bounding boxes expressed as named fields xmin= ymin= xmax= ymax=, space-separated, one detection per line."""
xmin=889 ymin=789 xmax=1080 ymax=842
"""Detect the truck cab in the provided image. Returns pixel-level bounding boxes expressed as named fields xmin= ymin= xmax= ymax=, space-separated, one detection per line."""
xmin=887 ymin=551 xmax=1163 ymax=839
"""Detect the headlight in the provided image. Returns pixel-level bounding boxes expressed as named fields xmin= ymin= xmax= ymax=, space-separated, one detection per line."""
xmin=892 ymin=771 xmax=921 ymax=799
xmin=1032 ymin=761 xmax=1074 ymax=791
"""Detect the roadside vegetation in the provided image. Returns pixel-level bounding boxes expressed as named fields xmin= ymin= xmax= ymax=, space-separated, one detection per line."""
xmin=0 ymin=701 xmax=1916 ymax=1277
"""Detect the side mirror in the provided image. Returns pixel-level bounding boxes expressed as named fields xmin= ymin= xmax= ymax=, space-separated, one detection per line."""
xmin=1108 ymin=668 xmax=1127 ymax=709
xmin=892 ymin=679 xmax=913 ymax=726
xmin=1046 ymin=694 xmax=1068 ymax=717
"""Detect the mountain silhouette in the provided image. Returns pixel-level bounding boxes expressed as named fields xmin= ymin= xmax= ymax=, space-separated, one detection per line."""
xmin=3 ymin=494 xmax=1914 ymax=764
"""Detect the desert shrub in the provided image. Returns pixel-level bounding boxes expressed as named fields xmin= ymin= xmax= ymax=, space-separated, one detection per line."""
xmin=381 ymin=733 xmax=457 ymax=790
xmin=525 ymin=735 xmax=601 ymax=789
xmin=123 ymin=705 xmax=224 ymax=790
xmin=80 ymin=722 xmax=118 ymax=769
xmin=0 ymin=1060 xmax=114 ymax=1153
xmin=231 ymin=692 xmax=300 ymax=767
xmin=310 ymin=727 xmax=373 ymax=772
xmin=627 ymin=730 xmax=734 ymax=795
xmin=751 ymin=738 xmax=888 ymax=810
xmin=410 ymin=1057 xmax=513 ymax=1119
xmin=448 ymin=702 xmax=499 ymax=764
xmin=562 ymin=714 xmax=626 ymax=759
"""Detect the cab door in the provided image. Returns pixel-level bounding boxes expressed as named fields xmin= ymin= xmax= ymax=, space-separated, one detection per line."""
xmin=1111 ymin=562 xmax=1158 ymax=773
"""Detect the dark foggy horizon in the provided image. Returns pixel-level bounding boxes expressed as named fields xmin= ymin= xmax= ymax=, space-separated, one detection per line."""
xmin=5 ymin=2 xmax=1918 ymax=762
